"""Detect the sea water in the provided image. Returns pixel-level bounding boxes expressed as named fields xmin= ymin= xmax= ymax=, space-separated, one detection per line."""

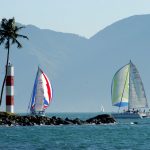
xmin=0 ymin=113 xmax=150 ymax=150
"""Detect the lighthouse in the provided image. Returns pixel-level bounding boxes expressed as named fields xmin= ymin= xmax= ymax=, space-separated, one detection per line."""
xmin=6 ymin=63 xmax=14 ymax=113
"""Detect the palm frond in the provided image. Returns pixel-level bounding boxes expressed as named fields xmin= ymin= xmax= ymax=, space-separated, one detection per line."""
xmin=0 ymin=17 xmax=28 ymax=49
xmin=17 ymin=34 xmax=29 ymax=40
xmin=1 ymin=18 xmax=7 ymax=29
xmin=14 ymin=39 xmax=22 ymax=48
xmin=0 ymin=29 xmax=4 ymax=34
xmin=10 ymin=34 xmax=22 ymax=48
xmin=15 ymin=26 xmax=25 ymax=32
xmin=0 ymin=35 xmax=5 ymax=45
xmin=11 ymin=37 xmax=16 ymax=45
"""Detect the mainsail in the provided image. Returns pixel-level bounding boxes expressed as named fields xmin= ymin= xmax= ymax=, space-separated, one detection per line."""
xmin=101 ymin=105 xmax=105 ymax=112
xmin=30 ymin=67 xmax=52 ymax=114
xmin=111 ymin=61 xmax=148 ymax=110
xmin=129 ymin=62 xmax=148 ymax=109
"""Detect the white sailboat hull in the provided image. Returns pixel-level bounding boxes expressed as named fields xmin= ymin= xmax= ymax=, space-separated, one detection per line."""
xmin=111 ymin=111 xmax=146 ymax=119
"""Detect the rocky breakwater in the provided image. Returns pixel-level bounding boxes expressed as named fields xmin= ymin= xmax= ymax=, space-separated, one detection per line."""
xmin=86 ymin=114 xmax=116 ymax=124
xmin=0 ymin=112 xmax=116 ymax=126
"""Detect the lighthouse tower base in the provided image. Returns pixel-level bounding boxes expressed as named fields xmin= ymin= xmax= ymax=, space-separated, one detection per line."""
xmin=6 ymin=63 xmax=14 ymax=113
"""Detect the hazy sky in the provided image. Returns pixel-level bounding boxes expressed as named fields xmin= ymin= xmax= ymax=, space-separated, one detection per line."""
xmin=1 ymin=0 xmax=150 ymax=38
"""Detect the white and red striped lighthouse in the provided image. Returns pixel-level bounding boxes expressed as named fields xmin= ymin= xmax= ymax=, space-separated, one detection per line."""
xmin=6 ymin=63 xmax=14 ymax=113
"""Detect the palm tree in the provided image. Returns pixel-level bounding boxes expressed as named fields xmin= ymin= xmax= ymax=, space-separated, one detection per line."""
xmin=0 ymin=17 xmax=28 ymax=105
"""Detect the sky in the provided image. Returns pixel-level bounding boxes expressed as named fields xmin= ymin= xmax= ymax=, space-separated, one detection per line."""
xmin=1 ymin=0 xmax=150 ymax=38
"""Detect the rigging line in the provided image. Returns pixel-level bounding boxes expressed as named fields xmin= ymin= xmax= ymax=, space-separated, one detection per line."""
xmin=26 ymin=93 xmax=32 ymax=115
xmin=129 ymin=62 xmax=131 ymax=111
xmin=118 ymin=65 xmax=130 ymax=113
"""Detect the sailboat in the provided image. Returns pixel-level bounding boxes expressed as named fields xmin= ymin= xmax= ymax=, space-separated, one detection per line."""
xmin=111 ymin=61 xmax=149 ymax=119
xmin=100 ymin=105 xmax=105 ymax=112
xmin=28 ymin=67 xmax=52 ymax=116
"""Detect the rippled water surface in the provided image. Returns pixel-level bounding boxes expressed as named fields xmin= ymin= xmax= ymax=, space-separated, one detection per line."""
xmin=0 ymin=113 xmax=150 ymax=150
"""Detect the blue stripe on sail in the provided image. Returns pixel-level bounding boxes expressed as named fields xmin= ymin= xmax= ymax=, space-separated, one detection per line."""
xmin=30 ymin=71 xmax=39 ymax=111
xmin=44 ymin=98 xmax=49 ymax=105
xmin=43 ymin=98 xmax=49 ymax=110
xmin=113 ymin=102 xmax=128 ymax=107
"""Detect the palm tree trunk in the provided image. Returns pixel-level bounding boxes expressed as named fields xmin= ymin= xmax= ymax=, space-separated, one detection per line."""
xmin=0 ymin=39 xmax=10 ymax=105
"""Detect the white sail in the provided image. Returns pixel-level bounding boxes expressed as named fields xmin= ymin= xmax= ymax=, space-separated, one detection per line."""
xmin=129 ymin=62 xmax=148 ymax=109
xmin=34 ymin=70 xmax=45 ymax=111
xmin=101 ymin=105 xmax=104 ymax=112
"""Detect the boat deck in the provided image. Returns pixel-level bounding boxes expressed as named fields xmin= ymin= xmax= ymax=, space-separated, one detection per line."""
xmin=111 ymin=111 xmax=146 ymax=119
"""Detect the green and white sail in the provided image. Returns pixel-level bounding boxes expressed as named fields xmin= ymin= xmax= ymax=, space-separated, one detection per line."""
xmin=111 ymin=61 xmax=148 ymax=109
xmin=111 ymin=64 xmax=130 ymax=107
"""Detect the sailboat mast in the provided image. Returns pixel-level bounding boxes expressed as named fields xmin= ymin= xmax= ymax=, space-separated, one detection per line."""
xmin=118 ymin=63 xmax=130 ymax=113
xmin=28 ymin=68 xmax=39 ymax=114
xmin=128 ymin=60 xmax=131 ymax=111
